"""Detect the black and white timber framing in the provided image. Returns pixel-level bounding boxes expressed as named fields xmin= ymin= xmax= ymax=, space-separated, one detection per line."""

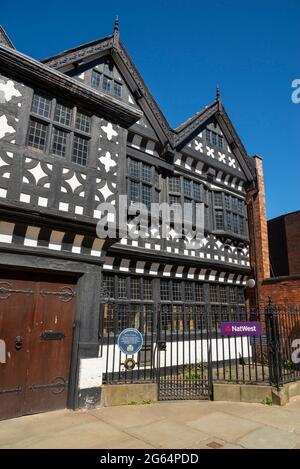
xmin=0 ymin=20 xmax=257 ymax=408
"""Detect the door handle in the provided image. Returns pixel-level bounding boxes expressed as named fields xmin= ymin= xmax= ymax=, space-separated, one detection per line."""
xmin=15 ymin=336 xmax=23 ymax=350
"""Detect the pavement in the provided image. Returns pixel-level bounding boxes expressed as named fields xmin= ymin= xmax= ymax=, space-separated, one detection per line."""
xmin=1 ymin=397 xmax=300 ymax=449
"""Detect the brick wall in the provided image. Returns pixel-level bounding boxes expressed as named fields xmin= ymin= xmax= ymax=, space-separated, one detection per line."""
xmin=285 ymin=212 xmax=300 ymax=275
xmin=246 ymin=156 xmax=300 ymax=309
xmin=261 ymin=276 xmax=300 ymax=307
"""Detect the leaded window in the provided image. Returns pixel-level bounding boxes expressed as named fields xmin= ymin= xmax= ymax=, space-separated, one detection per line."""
xmin=184 ymin=282 xmax=193 ymax=301
xmin=118 ymin=277 xmax=127 ymax=299
xmin=172 ymin=282 xmax=182 ymax=301
xmin=128 ymin=158 xmax=158 ymax=208
xmin=31 ymin=94 xmax=51 ymax=118
xmin=168 ymin=176 xmax=206 ymax=227
xmin=51 ymin=128 xmax=67 ymax=157
xmin=26 ymin=119 xmax=48 ymax=150
xmin=131 ymin=278 xmax=140 ymax=300
xmin=102 ymin=76 xmax=111 ymax=93
xmin=72 ymin=135 xmax=89 ymax=166
xmin=169 ymin=176 xmax=180 ymax=193
xmin=213 ymin=191 xmax=247 ymax=236
xmin=206 ymin=129 xmax=223 ymax=149
xmin=54 ymin=103 xmax=72 ymax=126
xmin=160 ymin=280 xmax=170 ymax=301
xmin=27 ymin=93 xmax=91 ymax=166
xmin=75 ymin=112 xmax=91 ymax=134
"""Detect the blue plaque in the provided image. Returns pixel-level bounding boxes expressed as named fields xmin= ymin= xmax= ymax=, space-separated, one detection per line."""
xmin=117 ymin=328 xmax=143 ymax=355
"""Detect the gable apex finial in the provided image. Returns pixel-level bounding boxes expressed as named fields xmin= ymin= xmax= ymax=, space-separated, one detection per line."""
xmin=216 ymin=84 xmax=220 ymax=101
xmin=114 ymin=15 xmax=119 ymax=32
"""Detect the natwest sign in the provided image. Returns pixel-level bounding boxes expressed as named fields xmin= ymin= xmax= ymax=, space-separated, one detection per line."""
xmin=220 ymin=322 xmax=261 ymax=337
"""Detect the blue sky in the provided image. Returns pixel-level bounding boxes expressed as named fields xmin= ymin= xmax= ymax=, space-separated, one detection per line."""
xmin=1 ymin=0 xmax=299 ymax=219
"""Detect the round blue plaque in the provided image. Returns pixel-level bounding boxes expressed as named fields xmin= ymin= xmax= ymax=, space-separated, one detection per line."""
xmin=117 ymin=328 xmax=143 ymax=355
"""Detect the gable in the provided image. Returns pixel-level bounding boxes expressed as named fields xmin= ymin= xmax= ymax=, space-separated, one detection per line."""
xmin=183 ymin=118 xmax=243 ymax=175
xmin=65 ymin=52 xmax=161 ymax=142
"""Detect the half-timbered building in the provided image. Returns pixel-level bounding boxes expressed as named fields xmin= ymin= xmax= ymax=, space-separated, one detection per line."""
xmin=0 ymin=20 xmax=262 ymax=419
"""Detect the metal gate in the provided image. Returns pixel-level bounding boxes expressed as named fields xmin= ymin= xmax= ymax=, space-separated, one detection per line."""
xmin=100 ymin=302 xmax=212 ymax=401
xmin=156 ymin=305 xmax=212 ymax=400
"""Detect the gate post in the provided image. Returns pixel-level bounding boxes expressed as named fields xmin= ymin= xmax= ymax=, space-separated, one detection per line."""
xmin=265 ymin=299 xmax=282 ymax=389
xmin=204 ymin=284 xmax=213 ymax=399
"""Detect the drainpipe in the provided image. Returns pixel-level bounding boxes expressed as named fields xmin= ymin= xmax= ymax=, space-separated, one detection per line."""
xmin=247 ymin=184 xmax=260 ymax=311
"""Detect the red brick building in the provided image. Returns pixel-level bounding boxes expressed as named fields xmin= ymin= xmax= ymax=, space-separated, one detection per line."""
xmin=247 ymin=158 xmax=300 ymax=308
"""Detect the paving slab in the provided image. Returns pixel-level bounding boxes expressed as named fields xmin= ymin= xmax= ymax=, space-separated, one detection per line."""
xmin=238 ymin=426 xmax=300 ymax=449
xmin=186 ymin=411 xmax=262 ymax=442
xmin=127 ymin=420 xmax=210 ymax=449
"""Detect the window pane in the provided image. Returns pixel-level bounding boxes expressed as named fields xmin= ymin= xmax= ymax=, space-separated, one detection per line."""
xmin=226 ymin=211 xmax=232 ymax=230
xmin=75 ymin=112 xmax=91 ymax=133
xmin=72 ymin=135 xmax=89 ymax=166
xmin=214 ymin=192 xmax=222 ymax=206
xmin=26 ymin=119 xmax=48 ymax=150
xmin=129 ymin=159 xmax=139 ymax=178
xmin=215 ymin=210 xmax=224 ymax=230
xmin=103 ymin=76 xmax=112 ymax=92
xmin=238 ymin=199 xmax=244 ymax=215
xmin=212 ymin=132 xmax=217 ymax=146
xmin=220 ymin=286 xmax=227 ymax=303
xmin=194 ymin=182 xmax=201 ymax=201
xmin=143 ymin=279 xmax=152 ymax=300
xmin=51 ymin=128 xmax=67 ymax=157
xmin=31 ymin=94 xmax=51 ymax=118
xmin=54 ymin=103 xmax=72 ymax=126
xmin=237 ymin=288 xmax=245 ymax=304
xmin=195 ymin=284 xmax=204 ymax=302
xmin=218 ymin=135 xmax=223 ymax=149
xmin=239 ymin=216 xmax=245 ymax=235
xmin=130 ymin=180 xmax=139 ymax=205
xmin=142 ymin=184 xmax=151 ymax=210
xmin=224 ymin=194 xmax=231 ymax=209
xmin=131 ymin=278 xmax=140 ymax=300
xmin=229 ymin=287 xmax=237 ymax=303
xmin=102 ymin=275 xmax=114 ymax=298
xmin=210 ymin=284 xmax=218 ymax=302
xmin=142 ymin=163 xmax=151 ymax=183
xmin=160 ymin=280 xmax=170 ymax=301
xmin=118 ymin=277 xmax=127 ymax=299
xmin=91 ymin=70 xmax=101 ymax=89
xmin=184 ymin=198 xmax=193 ymax=221
xmin=183 ymin=178 xmax=191 ymax=196
xmin=172 ymin=282 xmax=182 ymax=301
xmin=206 ymin=129 xmax=211 ymax=143
xmin=169 ymin=176 xmax=180 ymax=192
xmin=232 ymin=213 xmax=238 ymax=233
xmin=232 ymin=197 xmax=238 ymax=212
xmin=161 ymin=305 xmax=172 ymax=331
xmin=184 ymin=282 xmax=193 ymax=301
xmin=114 ymin=82 xmax=122 ymax=97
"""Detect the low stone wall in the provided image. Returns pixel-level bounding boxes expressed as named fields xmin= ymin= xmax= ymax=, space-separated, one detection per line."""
xmin=213 ymin=381 xmax=300 ymax=406
xmin=100 ymin=383 xmax=158 ymax=407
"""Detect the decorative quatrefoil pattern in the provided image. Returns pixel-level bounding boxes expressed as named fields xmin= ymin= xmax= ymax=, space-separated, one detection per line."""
xmin=0 ymin=76 xmax=24 ymax=143
xmin=94 ymin=119 xmax=120 ymax=218
xmin=61 ymin=169 xmax=86 ymax=197
xmin=23 ymin=158 xmax=53 ymax=188
xmin=187 ymin=129 xmax=241 ymax=172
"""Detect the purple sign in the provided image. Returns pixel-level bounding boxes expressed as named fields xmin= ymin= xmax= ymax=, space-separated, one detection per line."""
xmin=220 ymin=322 xmax=261 ymax=337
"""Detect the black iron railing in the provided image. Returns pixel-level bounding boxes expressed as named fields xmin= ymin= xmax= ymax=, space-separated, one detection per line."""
xmin=99 ymin=300 xmax=300 ymax=397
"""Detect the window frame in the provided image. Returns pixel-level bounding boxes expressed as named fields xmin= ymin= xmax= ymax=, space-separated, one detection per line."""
xmin=26 ymin=92 xmax=92 ymax=167
xmin=213 ymin=191 xmax=248 ymax=237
